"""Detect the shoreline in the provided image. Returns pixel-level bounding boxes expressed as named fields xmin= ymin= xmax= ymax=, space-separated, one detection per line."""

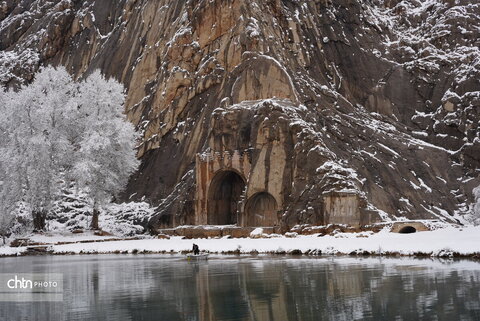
xmin=1 ymin=225 xmax=480 ymax=260
xmin=1 ymin=249 xmax=480 ymax=261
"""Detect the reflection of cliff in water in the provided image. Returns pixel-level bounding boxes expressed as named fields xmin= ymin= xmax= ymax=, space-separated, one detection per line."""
xmin=76 ymin=257 xmax=480 ymax=321
xmin=185 ymin=258 xmax=480 ymax=321
xmin=1 ymin=256 xmax=479 ymax=321
xmin=69 ymin=257 xmax=480 ymax=321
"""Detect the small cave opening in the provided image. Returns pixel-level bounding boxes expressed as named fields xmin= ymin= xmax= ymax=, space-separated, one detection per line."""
xmin=398 ymin=226 xmax=417 ymax=234
xmin=207 ymin=170 xmax=245 ymax=225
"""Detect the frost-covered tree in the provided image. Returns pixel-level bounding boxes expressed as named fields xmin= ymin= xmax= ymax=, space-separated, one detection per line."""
xmin=71 ymin=71 xmax=140 ymax=230
xmin=0 ymin=67 xmax=139 ymax=232
xmin=0 ymin=88 xmax=21 ymax=231
xmin=0 ymin=146 xmax=15 ymax=243
xmin=0 ymin=90 xmax=14 ymax=242
xmin=0 ymin=67 xmax=75 ymax=230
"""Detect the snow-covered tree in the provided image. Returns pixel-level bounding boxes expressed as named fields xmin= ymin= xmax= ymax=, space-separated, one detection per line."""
xmin=0 ymin=141 xmax=15 ymax=243
xmin=0 ymin=90 xmax=14 ymax=242
xmin=0 ymin=67 xmax=75 ymax=230
xmin=0 ymin=67 xmax=140 ymax=232
xmin=71 ymin=71 xmax=140 ymax=229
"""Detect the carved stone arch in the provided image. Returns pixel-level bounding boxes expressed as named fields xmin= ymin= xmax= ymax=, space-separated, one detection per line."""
xmin=244 ymin=192 xmax=278 ymax=227
xmin=207 ymin=169 xmax=246 ymax=225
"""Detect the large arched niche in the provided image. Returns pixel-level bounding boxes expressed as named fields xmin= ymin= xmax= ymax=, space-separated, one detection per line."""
xmin=245 ymin=192 xmax=278 ymax=227
xmin=207 ymin=170 xmax=246 ymax=225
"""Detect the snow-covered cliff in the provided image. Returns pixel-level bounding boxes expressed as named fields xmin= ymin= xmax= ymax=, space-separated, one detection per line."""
xmin=1 ymin=0 xmax=478 ymax=228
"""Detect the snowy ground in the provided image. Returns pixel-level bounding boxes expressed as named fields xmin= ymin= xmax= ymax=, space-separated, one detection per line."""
xmin=1 ymin=225 xmax=480 ymax=258
xmin=28 ymin=231 xmax=118 ymax=243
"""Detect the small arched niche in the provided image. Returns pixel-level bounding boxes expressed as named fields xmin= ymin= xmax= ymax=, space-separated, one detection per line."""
xmin=207 ymin=170 xmax=245 ymax=225
xmin=245 ymin=192 xmax=278 ymax=227
xmin=398 ymin=226 xmax=417 ymax=234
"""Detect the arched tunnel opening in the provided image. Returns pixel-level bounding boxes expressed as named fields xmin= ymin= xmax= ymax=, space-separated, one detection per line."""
xmin=398 ymin=226 xmax=417 ymax=234
xmin=207 ymin=170 xmax=245 ymax=225
xmin=245 ymin=192 xmax=278 ymax=227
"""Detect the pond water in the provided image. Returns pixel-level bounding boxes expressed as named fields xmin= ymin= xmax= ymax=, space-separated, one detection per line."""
xmin=0 ymin=255 xmax=479 ymax=321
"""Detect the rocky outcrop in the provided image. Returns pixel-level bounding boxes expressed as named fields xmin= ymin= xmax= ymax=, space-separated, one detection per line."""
xmin=1 ymin=0 xmax=479 ymax=229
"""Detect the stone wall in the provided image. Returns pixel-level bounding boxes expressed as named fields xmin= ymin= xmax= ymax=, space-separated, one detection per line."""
xmin=323 ymin=192 xmax=361 ymax=227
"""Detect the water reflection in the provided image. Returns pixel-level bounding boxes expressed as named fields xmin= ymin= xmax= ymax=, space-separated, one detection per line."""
xmin=0 ymin=255 xmax=479 ymax=321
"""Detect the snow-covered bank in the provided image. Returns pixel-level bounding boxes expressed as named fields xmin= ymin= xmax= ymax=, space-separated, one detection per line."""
xmin=1 ymin=226 xmax=480 ymax=258
xmin=27 ymin=231 xmax=118 ymax=243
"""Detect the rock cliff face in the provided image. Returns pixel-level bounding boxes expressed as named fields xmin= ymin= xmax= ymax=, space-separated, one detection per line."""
xmin=1 ymin=0 xmax=479 ymax=229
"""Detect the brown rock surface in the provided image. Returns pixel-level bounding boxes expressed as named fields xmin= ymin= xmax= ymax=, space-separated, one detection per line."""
xmin=1 ymin=0 xmax=478 ymax=229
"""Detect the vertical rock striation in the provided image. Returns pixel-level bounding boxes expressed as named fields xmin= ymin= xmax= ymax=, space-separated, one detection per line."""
xmin=1 ymin=0 xmax=478 ymax=228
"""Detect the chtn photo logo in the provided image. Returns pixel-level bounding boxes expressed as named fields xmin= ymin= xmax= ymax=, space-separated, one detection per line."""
xmin=6 ymin=275 xmax=59 ymax=290
xmin=0 ymin=273 xmax=63 ymax=302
